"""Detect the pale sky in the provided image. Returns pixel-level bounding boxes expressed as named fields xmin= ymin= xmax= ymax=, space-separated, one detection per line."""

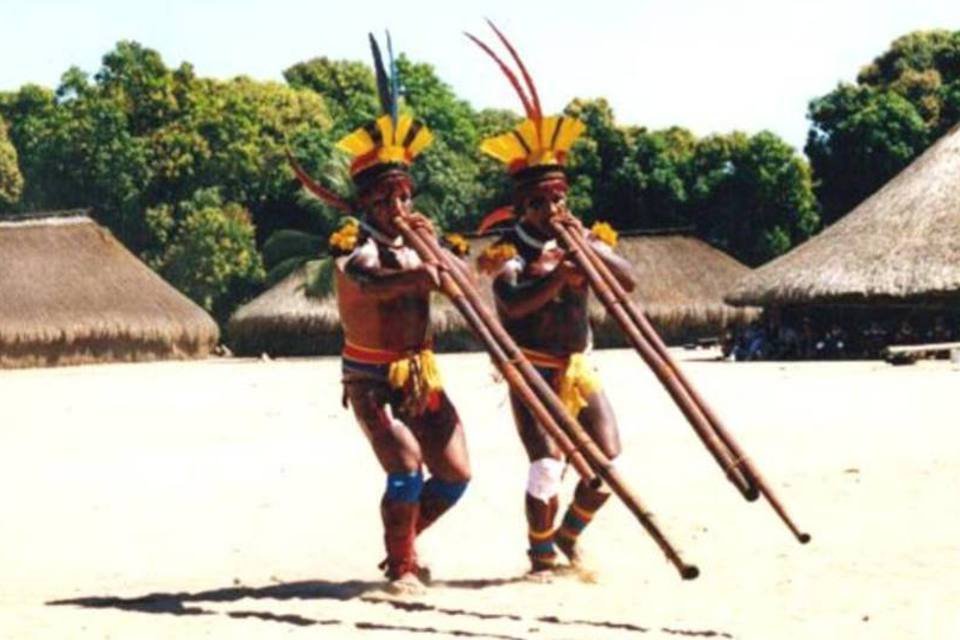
xmin=1 ymin=0 xmax=957 ymax=151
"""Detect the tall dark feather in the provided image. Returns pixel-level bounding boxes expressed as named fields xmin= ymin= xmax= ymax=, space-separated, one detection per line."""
xmin=485 ymin=20 xmax=542 ymax=121
xmin=286 ymin=149 xmax=353 ymax=214
xmin=368 ymin=33 xmax=393 ymax=117
xmin=464 ymin=32 xmax=534 ymax=119
xmin=386 ymin=30 xmax=400 ymax=128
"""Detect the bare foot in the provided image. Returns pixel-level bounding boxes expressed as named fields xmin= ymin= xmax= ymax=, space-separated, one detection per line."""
xmin=523 ymin=556 xmax=566 ymax=584
xmin=556 ymin=537 xmax=599 ymax=583
xmin=383 ymin=571 xmax=427 ymax=596
xmin=379 ymin=558 xmax=431 ymax=586
xmin=523 ymin=567 xmax=561 ymax=584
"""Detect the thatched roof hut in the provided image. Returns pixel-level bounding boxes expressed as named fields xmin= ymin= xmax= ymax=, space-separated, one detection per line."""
xmin=726 ymin=123 xmax=960 ymax=308
xmin=0 ymin=212 xmax=219 ymax=368
xmin=228 ymin=230 xmax=754 ymax=356
xmin=592 ymin=231 xmax=757 ymax=344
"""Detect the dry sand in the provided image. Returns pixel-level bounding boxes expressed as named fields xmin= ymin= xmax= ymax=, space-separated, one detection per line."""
xmin=1 ymin=349 xmax=958 ymax=639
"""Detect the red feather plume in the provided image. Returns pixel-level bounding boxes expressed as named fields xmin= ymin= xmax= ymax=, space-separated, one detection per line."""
xmin=477 ymin=206 xmax=517 ymax=234
xmin=464 ymin=32 xmax=535 ymax=120
xmin=485 ymin=20 xmax=542 ymax=121
xmin=286 ymin=149 xmax=352 ymax=214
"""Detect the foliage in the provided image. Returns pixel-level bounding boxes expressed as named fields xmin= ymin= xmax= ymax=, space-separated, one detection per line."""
xmin=807 ymin=29 xmax=960 ymax=223
xmin=0 ymin=116 xmax=23 ymax=208
xmin=563 ymin=99 xmax=818 ymax=265
xmin=150 ymin=188 xmax=264 ymax=323
xmin=0 ymin=33 xmax=865 ymax=322
xmin=688 ymin=131 xmax=819 ymax=266
xmin=0 ymin=41 xmax=334 ymax=253
xmin=283 ymin=58 xmax=379 ymax=137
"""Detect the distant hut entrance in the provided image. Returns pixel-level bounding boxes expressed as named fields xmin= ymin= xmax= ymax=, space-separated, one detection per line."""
xmin=0 ymin=212 xmax=219 ymax=368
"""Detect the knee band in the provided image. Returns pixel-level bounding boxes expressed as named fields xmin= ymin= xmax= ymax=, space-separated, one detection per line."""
xmin=527 ymin=458 xmax=565 ymax=502
xmin=424 ymin=477 xmax=469 ymax=503
xmin=385 ymin=471 xmax=424 ymax=503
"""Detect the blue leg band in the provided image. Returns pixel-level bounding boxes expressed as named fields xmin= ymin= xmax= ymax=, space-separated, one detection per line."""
xmin=423 ymin=477 xmax=469 ymax=504
xmin=385 ymin=471 xmax=424 ymax=503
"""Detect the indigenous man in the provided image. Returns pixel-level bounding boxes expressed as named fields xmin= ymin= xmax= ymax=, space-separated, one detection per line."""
xmin=470 ymin=24 xmax=636 ymax=577
xmin=291 ymin=34 xmax=470 ymax=595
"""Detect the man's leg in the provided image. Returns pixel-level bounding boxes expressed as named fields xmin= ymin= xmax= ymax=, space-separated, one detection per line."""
xmin=411 ymin=392 xmax=471 ymax=536
xmin=345 ymin=381 xmax=425 ymax=590
xmin=555 ymin=389 xmax=621 ymax=565
xmin=510 ymin=391 xmax=565 ymax=573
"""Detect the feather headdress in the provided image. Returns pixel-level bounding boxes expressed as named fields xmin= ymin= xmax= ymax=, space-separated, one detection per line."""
xmin=466 ymin=21 xmax=585 ymax=178
xmin=288 ymin=32 xmax=433 ymax=211
xmin=335 ymin=32 xmax=433 ymax=181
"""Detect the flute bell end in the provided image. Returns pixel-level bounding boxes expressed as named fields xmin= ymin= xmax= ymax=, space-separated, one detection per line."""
xmin=681 ymin=565 xmax=700 ymax=580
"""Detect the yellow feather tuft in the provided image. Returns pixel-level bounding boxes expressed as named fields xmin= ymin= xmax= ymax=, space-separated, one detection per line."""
xmin=336 ymin=128 xmax=375 ymax=156
xmin=590 ymin=221 xmax=618 ymax=248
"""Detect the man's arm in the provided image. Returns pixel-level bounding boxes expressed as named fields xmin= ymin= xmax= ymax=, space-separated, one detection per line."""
xmin=343 ymin=241 xmax=437 ymax=299
xmin=587 ymin=236 xmax=637 ymax=293
xmin=562 ymin=216 xmax=637 ymax=292
xmin=493 ymin=258 xmax=580 ymax=319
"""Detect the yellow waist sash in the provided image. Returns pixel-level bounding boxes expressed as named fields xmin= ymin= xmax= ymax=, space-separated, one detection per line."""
xmin=343 ymin=341 xmax=443 ymax=413
xmin=520 ymin=347 xmax=600 ymax=417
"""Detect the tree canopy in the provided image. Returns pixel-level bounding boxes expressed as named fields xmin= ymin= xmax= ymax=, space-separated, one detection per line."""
xmin=0 ymin=34 xmax=853 ymax=319
xmin=0 ymin=115 xmax=23 ymax=208
xmin=807 ymin=29 xmax=960 ymax=224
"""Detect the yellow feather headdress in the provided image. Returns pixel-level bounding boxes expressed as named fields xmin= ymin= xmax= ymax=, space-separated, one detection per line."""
xmin=287 ymin=33 xmax=433 ymax=213
xmin=336 ymin=33 xmax=433 ymax=180
xmin=466 ymin=21 xmax=586 ymax=177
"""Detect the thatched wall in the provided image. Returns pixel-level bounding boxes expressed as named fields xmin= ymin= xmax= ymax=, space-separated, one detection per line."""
xmin=0 ymin=213 xmax=219 ymax=368
xmin=726 ymin=123 xmax=960 ymax=307
xmin=228 ymin=231 xmax=754 ymax=356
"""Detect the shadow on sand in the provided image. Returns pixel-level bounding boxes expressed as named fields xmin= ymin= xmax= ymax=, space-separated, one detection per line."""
xmin=49 ymin=576 xmax=733 ymax=639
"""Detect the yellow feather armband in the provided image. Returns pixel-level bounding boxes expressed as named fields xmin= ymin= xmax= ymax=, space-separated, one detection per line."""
xmin=590 ymin=221 xmax=618 ymax=248
xmin=443 ymin=233 xmax=470 ymax=257
xmin=477 ymin=242 xmax=518 ymax=275
xmin=329 ymin=219 xmax=359 ymax=254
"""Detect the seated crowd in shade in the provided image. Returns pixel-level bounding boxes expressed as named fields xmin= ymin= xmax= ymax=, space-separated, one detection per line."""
xmin=722 ymin=308 xmax=960 ymax=361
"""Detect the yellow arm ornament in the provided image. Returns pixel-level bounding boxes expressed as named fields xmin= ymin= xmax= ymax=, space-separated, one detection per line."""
xmin=443 ymin=233 xmax=470 ymax=257
xmin=477 ymin=241 xmax=518 ymax=275
xmin=329 ymin=219 xmax=360 ymax=253
xmin=590 ymin=221 xmax=618 ymax=248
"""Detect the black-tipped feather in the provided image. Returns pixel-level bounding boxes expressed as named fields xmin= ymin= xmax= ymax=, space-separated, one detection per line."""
xmin=368 ymin=33 xmax=393 ymax=118
xmin=386 ymin=30 xmax=400 ymax=127
xmin=464 ymin=31 xmax=535 ymax=119
xmin=485 ymin=20 xmax=542 ymax=121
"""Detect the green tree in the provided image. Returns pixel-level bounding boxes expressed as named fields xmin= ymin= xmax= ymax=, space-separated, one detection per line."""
xmin=690 ymin=131 xmax=819 ymax=266
xmin=283 ymin=58 xmax=378 ymax=137
xmin=0 ymin=115 xmax=23 ymax=208
xmin=150 ymin=188 xmax=264 ymax=323
xmin=564 ymin=98 xmax=632 ymax=226
xmin=807 ymin=29 xmax=960 ymax=223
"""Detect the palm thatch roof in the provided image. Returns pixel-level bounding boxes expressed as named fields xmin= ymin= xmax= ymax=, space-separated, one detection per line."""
xmin=228 ymin=230 xmax=754 ymax=356
xmin=592 ymin=232 xmax=758 ymax=344
xmin=727 ymin=123 xmax=960 ymax=308
xmin=0 ymin=212 xmax=219 ymax=368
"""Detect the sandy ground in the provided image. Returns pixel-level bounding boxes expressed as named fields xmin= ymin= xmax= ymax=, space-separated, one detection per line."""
xmin=1 ymin=348 xmax=959 ymax=639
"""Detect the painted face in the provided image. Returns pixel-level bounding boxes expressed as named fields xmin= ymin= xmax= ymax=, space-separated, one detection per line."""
xmin=361 ymin=175 xmax=414 ymax=238
xmin=518 ymin=180 xmax=568 ymax=235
